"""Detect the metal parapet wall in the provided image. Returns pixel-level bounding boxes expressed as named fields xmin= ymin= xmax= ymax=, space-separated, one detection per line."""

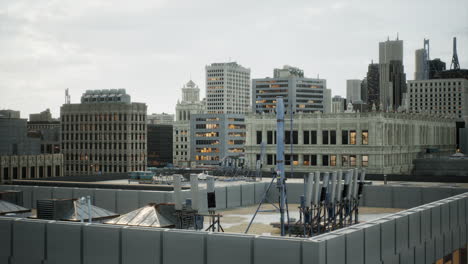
xmin=1 ymin=182 xmax=468 ymax=213
xmin=0 ymin=192 xmax=468 ymax=264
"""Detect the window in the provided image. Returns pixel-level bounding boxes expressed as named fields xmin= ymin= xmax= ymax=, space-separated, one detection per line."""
xmin=285 ymin=154 xmax=298 ymax=166
xmin=285 ymin=131 xmax=298 ymax=144
xmin=330 ymin=155 xmax=337 ymax=166
xmin=350 ymin=155 xmax=357 ymax=166
xmin=256 ymin=131 xmax=262 ymax=144
xmin=342 ymin=130 xmax=349 ymax=144
xmin=330 ymin=130 xmax=336 ymax=145
xmin=311 ymin=131 xmax=317 ymax=144
xmin=342 ymin=155 xmax=349 ymax=167
xmin=362 ymin=130 xmax=369 ymax=145
xmin=303 ymin=155 xmax=310 ymax=165
xmin=267 ymin=154 xmax=276 ymax=165
xmin=350 ymin=131 xmax=357 ymax=145
xmin=310 ymin=155 xmax=317 ymax=166
xmin=304 ymin=131 xmax=310 ymax=144
xmin=322 ymin=130 xmax=329 ymax=144
xmin=267 ymin=131 xmax=273 ymax=144
xmin=322 ymin=155 xmax=329 ymax=166
xmin=362 ymin=155 xmax=369 ymax=167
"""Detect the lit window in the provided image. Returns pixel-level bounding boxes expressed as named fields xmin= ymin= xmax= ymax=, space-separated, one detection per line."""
xmin=362 ymin=155 xmax=369 ymax=167
xmin=362 ymin=130 xmax=369 ymax=145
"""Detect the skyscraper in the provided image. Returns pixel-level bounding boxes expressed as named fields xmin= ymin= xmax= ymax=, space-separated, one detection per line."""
xmin=360 ymin=78 xmax=368 ymax=104
xmin=366 ymin=62 xmax=380 ymax=109
xmin=379 ymin=38 xmax=406 ymax=110
xmin=414 ymin=49 xmax=428 ymax=80
xmin=346 ymin=79 xmax=362 ymax=103
xmin=206 ymin=62 xmax=251 ymax=114
xmin=252 ymin=65 xmax=327 ymax=113
xmin=173 ymin=80 xmax=205 ymax=167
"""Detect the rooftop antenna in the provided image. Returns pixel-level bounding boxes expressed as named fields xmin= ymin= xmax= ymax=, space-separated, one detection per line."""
xmin=65 ymin=88 xmax=71 ymax=104
xmin=451 ymin=37 xmax=460 ymax=70
xmin=396 ymin=32 xmax=399 ymax=40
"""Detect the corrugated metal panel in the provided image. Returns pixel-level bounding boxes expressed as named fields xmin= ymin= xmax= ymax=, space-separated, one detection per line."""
xmin=105 ymin=204 xmax=175 ymax=228
xmin=0 ymin=200 xmax=30 ymax=215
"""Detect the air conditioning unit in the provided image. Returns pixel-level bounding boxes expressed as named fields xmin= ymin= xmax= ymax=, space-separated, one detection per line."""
xmin=36 ymin=199 xmax=74 ymax=220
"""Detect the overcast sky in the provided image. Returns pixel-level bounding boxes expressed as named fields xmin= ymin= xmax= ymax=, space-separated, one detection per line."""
xmin=0 ymin=0 xmax=467 ymax=118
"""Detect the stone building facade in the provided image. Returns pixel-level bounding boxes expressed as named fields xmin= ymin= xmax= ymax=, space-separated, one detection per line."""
xmin=0 ymin=154 xmax=63 ymax=183
xmin=173 ymin=80 xmax=206 ymax=167
xmin=244 ymin=112 xmax=456 ymax=174
xmin=60 ymin=89 xmax=147 ymax=176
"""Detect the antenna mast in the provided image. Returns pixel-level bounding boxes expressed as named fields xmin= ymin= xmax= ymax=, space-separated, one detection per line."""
xmin=451 ymin=37 xmax=460 ymax=70
xmin=65 ymin=89 xmax=71 ymax=104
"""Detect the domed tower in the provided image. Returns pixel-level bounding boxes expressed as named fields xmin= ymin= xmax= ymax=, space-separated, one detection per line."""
xmin=181 ymin=80 xmax=200 ymax=103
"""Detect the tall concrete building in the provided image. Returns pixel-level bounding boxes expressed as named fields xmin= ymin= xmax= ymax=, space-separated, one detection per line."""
xmin=407 ymin=78 xmax=468 ymax=149
xmin=379 ymin=38 xmax=406 ymax=111
xmin=206 ymin=62 xmax=250 ymax=114
xmin=190 ymin=114 xmax=246 ymax=166
xmin=61 ymin=89 xmax=147 ymax=176
xmin=346 ymin=79 xmax=362 ymax=103
xmin=366 ymin=62 xmax=380 ymax=110
xmin=323 ymin=88 xmax=332 ymax=113
xmin=414 ymin=49 xmax=429 ymax=81
xmin=252 ymin=65 xmax=328 ymax=113
xmin=173 ymin=80 xmax=205 ymax=167
xmin=360 ymin=78 xmax=368 ymax=104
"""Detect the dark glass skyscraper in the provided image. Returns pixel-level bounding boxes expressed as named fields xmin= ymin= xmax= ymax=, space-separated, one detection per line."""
xmin=366 ymin=63 xmax=380 ymax=109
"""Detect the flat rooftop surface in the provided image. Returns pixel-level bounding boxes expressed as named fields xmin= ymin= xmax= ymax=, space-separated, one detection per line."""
xmin=95 ymin=177 xmax=468 ymax=189
xmin=208 ymin=203 xmax=403 ymax=236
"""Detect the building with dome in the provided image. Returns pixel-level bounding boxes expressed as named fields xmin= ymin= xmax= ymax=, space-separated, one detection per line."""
xmin=173 ymin=80 xmax=206 ymax=167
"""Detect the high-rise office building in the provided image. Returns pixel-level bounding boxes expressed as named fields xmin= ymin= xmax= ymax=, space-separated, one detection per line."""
xmin=366 ymin=62 xmax=380 ymax=110
xmin=252 ymin=65 xmax=328 ymax=113
xmin=346 ymin=79 xmax=362 ymax=103
xmin=173 ymin=80 xmax=205 ymax=167
xmin=379 ymin=38 xmax=406 ymax=111
xmin=414 ymin=49 xmax=428 ymax=81
xmin=360 ymin=78 xmax=368 ymax=104
xmin=61 ymin=89 xmax=147 ymax=176
xmin=206 ymin=62 xmax=251 ymax=114
xmin=191 ymin=114 xmax=246 ymax=166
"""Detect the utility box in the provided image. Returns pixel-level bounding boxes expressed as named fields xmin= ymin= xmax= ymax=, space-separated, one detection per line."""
xmin=36 ymin=199 xmax=74 ymax=220
xmin=0 ymin=190 xmax=23 ymax=206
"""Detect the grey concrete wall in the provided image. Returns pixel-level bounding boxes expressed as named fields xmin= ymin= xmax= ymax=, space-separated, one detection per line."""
xmin=0 ymin=191 xmax=467 ymax=264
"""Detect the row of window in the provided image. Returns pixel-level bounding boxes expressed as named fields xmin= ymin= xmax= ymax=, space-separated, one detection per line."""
xmin=66 ymin=164 xmax=146 ymax=173
xmin=256 ymin=130 xmax=369 ymax=145
xmin=63 ymin=142 xmax=145 ymax=150
xmin=62 ymin=133 xmax=145 ymax=141
xmin=62 ymin=123 xmax=145 ymax=132
xmin=65 ymin=153 xmax=145 ymax=162
xmin=262 ymin=154 xmax=369 ymax=167
xmin=62 ymin=113 xmax=146 ymax=122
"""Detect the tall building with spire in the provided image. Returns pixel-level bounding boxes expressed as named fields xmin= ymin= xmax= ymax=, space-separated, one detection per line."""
xmin=379 ymin=37 xmax=406 ymax=111
xmin=173 ymin=80 xmax=206 ymax=167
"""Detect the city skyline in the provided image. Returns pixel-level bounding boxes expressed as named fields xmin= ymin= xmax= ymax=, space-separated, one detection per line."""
xmin=0 ymin=0 xmax=467 ymax=118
